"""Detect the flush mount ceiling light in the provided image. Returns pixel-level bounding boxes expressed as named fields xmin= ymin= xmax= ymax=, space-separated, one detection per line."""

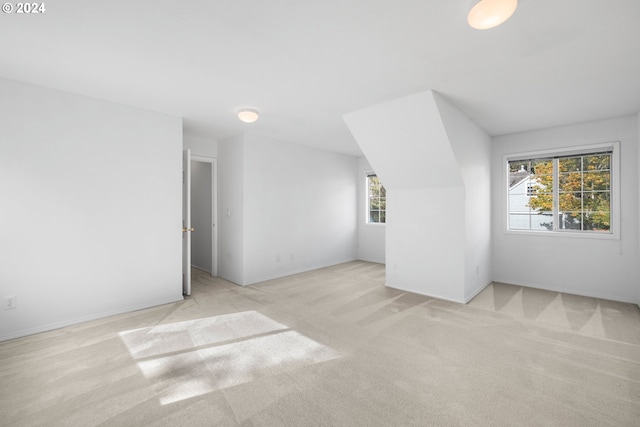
xmin=468 ymin=0 xmax=517 ymax=30
xmin=237 ymin=108 xmax=259 ymax=123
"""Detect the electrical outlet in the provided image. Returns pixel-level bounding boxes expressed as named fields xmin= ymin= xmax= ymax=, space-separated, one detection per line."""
xmin=4 ymin=296 xmax=16 ymax=310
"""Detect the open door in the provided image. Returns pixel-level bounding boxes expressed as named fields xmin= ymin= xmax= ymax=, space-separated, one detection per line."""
xmin=182 ymin=149 xmax=192 ymax=296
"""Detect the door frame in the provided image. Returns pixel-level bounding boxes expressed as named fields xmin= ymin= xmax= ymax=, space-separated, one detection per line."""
xmin=183 ymin=149 xmax=192 ymax=296
xmin=191 ymin=155 xmax=219 ymax=277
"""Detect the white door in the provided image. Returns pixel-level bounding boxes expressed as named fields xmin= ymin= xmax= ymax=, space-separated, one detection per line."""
xmin=182 ymin=149 xmax=192 ymax=296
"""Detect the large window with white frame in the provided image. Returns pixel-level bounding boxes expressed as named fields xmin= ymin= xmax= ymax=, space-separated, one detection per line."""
xmin=505 ymin=142 xmax=619 ymax=237
xmin=366 ymin=173 xmax=386 ymax=224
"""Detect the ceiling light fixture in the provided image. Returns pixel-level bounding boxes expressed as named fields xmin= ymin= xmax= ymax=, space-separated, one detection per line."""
xmin=467 ymin=0 xmax=517 ymax=30
xmin=237 ymin=108 xmax=259 ymax=123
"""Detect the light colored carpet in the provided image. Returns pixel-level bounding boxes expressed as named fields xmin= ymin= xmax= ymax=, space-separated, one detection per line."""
xmin=1 ymin=261 xmax=639 ymax=426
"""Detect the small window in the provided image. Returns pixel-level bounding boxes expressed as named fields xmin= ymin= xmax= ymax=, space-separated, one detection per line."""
xmin=526 ymin=184 xmax=535 ymax=197
xmin=367 ymin=173 xmax=386 ymax=224
xmin=506 ymin=143 xmax=617 ymax=236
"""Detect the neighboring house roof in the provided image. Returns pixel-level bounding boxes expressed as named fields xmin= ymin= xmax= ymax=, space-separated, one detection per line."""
xmin=509 ymin=170 xmax=529 ymax=188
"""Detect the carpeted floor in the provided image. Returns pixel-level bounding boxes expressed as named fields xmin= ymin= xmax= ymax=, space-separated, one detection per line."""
xmin=1 ymin=261 xmax=639 ymax=426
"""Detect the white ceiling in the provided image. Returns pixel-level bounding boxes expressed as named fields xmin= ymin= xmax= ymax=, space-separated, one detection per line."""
xmin=2 ymin=1 xmax=639 ymax=157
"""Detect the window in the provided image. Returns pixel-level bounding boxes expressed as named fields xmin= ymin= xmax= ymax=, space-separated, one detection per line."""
xmin=367 ymin=173 xmax=386 ymax=224
xmin=506 ymin=143 xmax=618 ymax=236
xmin=526 ymin=184 xmax=535 ymax=197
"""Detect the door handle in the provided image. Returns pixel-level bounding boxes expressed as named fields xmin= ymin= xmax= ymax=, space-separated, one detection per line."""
xmin=182 ymin=227 xmax=195 ymax=232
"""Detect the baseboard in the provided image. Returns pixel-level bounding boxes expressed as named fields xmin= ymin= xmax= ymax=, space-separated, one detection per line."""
xmin=356 ymin=256 xmax=385 ymax=264
xmin=243 ymin=258 xmax=359 ymax=286
xmin=356 ymin=259 xmax=385 ymax=266
xmin=191 ymin=264 xmax=212 ymax=274
xmin=0 ymin=295 xmax=183 ymax=343
xmin=384 ymin=283 xmax=465 ymax=304
xmin=464 ymin=280 xmax=493 ymax=304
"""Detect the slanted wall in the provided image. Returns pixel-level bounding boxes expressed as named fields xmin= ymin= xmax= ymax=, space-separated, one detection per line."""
xmin=344 ymin=91 xmax=467 ymax=302
xmin=433 ymin=93 xmax=492 ymax=301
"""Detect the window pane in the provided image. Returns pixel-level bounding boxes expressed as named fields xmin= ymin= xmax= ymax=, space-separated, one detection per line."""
xmin=583 ymin=171 xmax=610 ymax=191
xmin=528 ymin=162 xmax=553 ymax=217
xmin=559 ymin=157 xmax=581 ymax=172
xmin=530 ymin=174 xmax=552 ymax=190
xmin=509 ymin=161 xmax=528 ymax=172
xmin=583 ymin=212 xmax=610 ymax=231
xmin=367 ymin=174 xmax=386 ymax=224
xmin=510 ymin=178 xmax=528 ymax=195
xmin=528 ymin=191 xmax=553 ymax=213
xmin=559 ymin=212 xmax=582 ymax=230
xmin=559 ymin=192 xmax=582 ymax=212
xmin=583 ymin=191 xmax=610 ymax=209
xmin=369 ymin=197 xmax=380 ymax=210
xmin=531 ymin=159 xmax=553 ymax=175
xmin=583 ymin=192 xmax=610 ymax=231
xmin=380 ymin=211 xmax=386 ymax=223
xmin=509 ymin=213 xmax=553 ymax=231
xmin=531 ymin=179 xmax=552 ymax=193
xmin=509 ymin=158 xmax=554 ymax=230
xmin=533 ymin=212 xmax=553 ymax=230
xmin=584 ymin=154 xmax=610 ymax=171
xmin=509 ymin=213 xmax=531 ymax=230
xmin=369 ymin=182 xmax=379 ymax=197
xmin=559 ymin=172 xmax=583 ymax=192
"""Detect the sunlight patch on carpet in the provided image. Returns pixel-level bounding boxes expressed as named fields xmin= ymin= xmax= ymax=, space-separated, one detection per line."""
xmin=119 ymin=311 xmax=340 ymax=404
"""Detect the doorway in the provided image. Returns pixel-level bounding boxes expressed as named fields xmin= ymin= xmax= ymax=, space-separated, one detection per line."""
xmin=190 ymin=156 xmax=218 ymax=277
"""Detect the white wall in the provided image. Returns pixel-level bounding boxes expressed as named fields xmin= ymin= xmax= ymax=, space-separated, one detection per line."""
xmin=434 ymin=93 xmax=492 ymax=301
xmin=242 ymin=134 xmax=358 ymax=284
xmin=386 ymin=187 xmax=466 ymax=300
xmin=184 ymin=133 xmax=218 ymax=157
xmin=191 ymin=160 xmax=212 ymax=273
xmin=492 ymin=115 xmax=639 ymax=303
xmin=345 ymin=90 xmax=476 ymax=302
xmin=357 ymin=157 xmax=385 ymax=263
xmin=0 ymin=78 xmax=183 ymax=341
xmin=345 ymin=92 xmax=463 ymax=191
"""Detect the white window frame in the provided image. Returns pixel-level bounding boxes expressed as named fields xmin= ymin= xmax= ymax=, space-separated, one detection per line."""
xmin=503 ymin=141 xmax=620 ymax=239
xmin=365 ymin=172 xmax=386 ymax=225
